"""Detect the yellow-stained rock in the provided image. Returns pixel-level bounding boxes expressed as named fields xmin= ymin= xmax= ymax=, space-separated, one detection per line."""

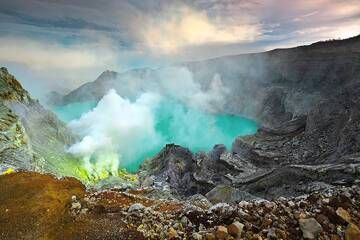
xmin=336 ymin=207 xmax=352 ymax=223
xmin=345 ymin=223 xmax=360 ymax=240
xmin=168 ymin=227 xmax=178 ymax=239
xmin=216 ymin=226 xmax=228 ymax=240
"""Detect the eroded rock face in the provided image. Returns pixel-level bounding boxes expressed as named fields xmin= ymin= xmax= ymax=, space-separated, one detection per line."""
xmin=140 ymin=144 xmax=197 ymax=197
xmin=0 ymin=67 xmax=79 ymax=176
xmin=0 ymin=103 xmax=33 ymax=172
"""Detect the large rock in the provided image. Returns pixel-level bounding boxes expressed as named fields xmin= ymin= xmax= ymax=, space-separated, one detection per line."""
xmin=227 ymin=221 xmax=244 ymax=238
xmin=215 ymin=226 xmax=228 ymax=240
xmin=140 ymin=144 xmax=197 ymax=196
xmin=345 ymin=223 xmax=360 ymax=240
xmin=205 ymin=185 xmax=259 ymax=204
xmin=299 ymin=218 xmax=323 ymax=239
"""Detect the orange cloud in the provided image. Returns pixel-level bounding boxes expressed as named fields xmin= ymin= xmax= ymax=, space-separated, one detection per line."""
xmin=138 ymin=6 xmax=261 ymax=54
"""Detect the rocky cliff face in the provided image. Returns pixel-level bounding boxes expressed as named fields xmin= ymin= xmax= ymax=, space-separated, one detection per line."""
xmin=185 ymin=35 xmax=360 ymax=126
xmin=0 ymin=67 xmax=80 ymax=176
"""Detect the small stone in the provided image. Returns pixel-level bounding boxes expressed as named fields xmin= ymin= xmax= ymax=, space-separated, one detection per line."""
xmin=80 ymin=208 xmax=88 ymax=214
xmin=298 ymin=212 xmax=307 ymax=219
xmin=337 ymin=226 xmax=343 ymax=236
xmin=238 ymin=201 xmax=249 ymax=208
xmin=276 ymin=229 xmax=287 ymax=239
xmin=180 ymin=216 xmax=189 ymax=226
xmin=192 ymin=232 xmax=202 ymax=240
xmin=345 ymin=223 xmax=360 ymax=240
xmin=315 ymin=214 xmax=330 ymax=231
xmin=173 ymin=222 xmax=182 ymax=230
xmin=267 ymin=228 xmax=277 ymax=239
xmin=199 ymin=223 xmax=206 ymax=231
xmin=299 ymin=201 xmax=307 ymax=208
xmin=141 ymin=175 xmax=155 ymax=188
xmin=278 ymin=197 xmax=286 ymax=201
xmin=227 ymin=221 xmax=244 ymax=237
xmin=288 ymin=201 xmax=295 ymax=208
xmin=262 ymin=217 xmax=273 ymax=227
xmin=215 ymin=226 xmax=228 ymax=240
xmin=71 ymin=202 xmax=81 ymax=210
xmin=336 ymin=207 xmax=352 ymax=223
xmin=330 ymin=234 xmax=341 ymax=240
xmin=168 ymin=227 xmax=177 ymax=239
xmin=251 ymin=234 xmax=263 ymax=240
xmin=299 ymin=218 xmax=323 ymax=239
xmin=128 ymin=203 xmax=145 ymax=213
xmin=205 ymin=232 xmax=216 ymax=240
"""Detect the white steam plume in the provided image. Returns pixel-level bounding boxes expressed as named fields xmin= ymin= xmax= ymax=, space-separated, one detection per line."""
xmin=155 ymin=67 xmax=229 ymax=112
xmin=67 ymin=89 xmax=162 ymax=176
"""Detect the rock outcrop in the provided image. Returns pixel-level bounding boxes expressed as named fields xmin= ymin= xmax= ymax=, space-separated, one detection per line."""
xmin=0 ymin=67 xmax=81 ymax=177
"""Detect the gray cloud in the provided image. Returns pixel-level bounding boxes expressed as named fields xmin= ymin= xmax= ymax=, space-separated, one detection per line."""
xmin=0 ymin=0 xmax=359 ymax=99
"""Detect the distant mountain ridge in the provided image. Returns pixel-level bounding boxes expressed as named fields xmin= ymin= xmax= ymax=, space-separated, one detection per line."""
xmin=60 ymin=35 xmax=360 ymax=126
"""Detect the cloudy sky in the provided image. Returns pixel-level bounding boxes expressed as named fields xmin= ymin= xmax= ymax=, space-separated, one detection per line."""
xmin=0 ymin=0 xmax=359 ymax=97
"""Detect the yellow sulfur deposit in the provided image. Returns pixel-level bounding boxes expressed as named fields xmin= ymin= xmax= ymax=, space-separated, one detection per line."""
xmin=1 ymin=168 xmax=15 ymax=175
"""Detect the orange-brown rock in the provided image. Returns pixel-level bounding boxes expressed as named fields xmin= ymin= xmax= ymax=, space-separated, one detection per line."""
xmin=0 ymin=172 xmax=144 ymax=240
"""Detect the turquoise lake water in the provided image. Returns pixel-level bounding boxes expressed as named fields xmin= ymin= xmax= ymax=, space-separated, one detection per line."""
xmin=54 ymin=101 xmax=98 ymax=122
xmin=54 ymin=99 xmax=258 ymax=172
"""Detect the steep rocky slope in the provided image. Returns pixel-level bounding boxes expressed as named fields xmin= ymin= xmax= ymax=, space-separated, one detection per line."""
xmin=0 ymin=67 xmax=82 ymax=177
xmin=185 ymin=35 xmax=360 ymax=122
xmin=0 ymin=103 xmax=33 ymax=172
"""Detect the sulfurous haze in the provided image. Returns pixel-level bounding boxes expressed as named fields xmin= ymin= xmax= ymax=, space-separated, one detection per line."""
xmin=55 ymin=67 xmax=257 ymax=175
